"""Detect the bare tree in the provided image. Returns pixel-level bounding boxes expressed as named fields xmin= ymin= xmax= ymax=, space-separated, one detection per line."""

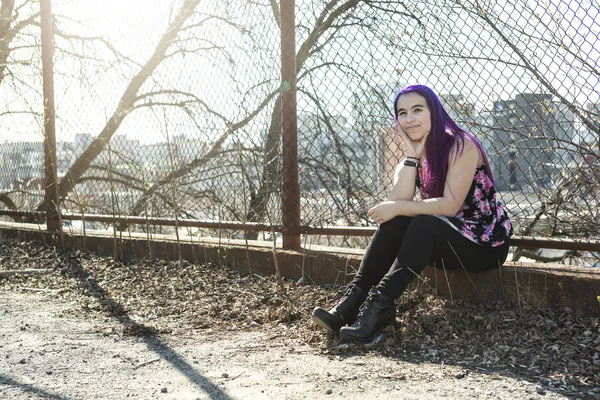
xmin=55 ymin=0 xmax=201 ymax=201
xmin=121 ymin=0 xmax=419 ymax=236
xmin=0 ymin=0 xmax=39 ymax=86
xmin=243 ymin=0 xmax=421 ymax=238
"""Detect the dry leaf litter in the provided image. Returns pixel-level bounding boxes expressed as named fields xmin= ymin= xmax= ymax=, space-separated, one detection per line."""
xmin=1 ymin=239 xmax=599 ymax=397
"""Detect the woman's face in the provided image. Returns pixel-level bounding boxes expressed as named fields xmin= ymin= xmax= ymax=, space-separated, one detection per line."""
xmin=395 ymin=92 xmax=431 ymax=142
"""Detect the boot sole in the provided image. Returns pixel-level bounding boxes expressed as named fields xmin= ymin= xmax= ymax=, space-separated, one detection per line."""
xmin=339 ymin=315 xmax=395 ymax=343
xmin=339 ymin=331 xmax=380 ymax=343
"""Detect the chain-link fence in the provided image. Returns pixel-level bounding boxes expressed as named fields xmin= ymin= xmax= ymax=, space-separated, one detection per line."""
xmin=0 ymin=0 xmax=599 ymax=265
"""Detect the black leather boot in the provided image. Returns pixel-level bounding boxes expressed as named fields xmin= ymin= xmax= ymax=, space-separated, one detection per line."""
xmin=312 ymin=286 xmax=368 ymax=332
xmin=339 ymin=290 xmax=396 ymax=343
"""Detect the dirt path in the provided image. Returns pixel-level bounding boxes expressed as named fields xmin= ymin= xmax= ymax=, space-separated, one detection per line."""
xmin=1 ymin=290 xmax=576 ymax=400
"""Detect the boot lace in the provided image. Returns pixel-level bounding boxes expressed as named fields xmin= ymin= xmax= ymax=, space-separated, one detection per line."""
xmin=335 ymin=286 xmax=363 ymax=314
xmin=355 ymin=290 xmax=378 ymax=318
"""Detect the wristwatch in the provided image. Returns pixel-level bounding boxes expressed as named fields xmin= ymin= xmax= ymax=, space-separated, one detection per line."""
xmin=404 ymin=159 xmax=418 ymax=167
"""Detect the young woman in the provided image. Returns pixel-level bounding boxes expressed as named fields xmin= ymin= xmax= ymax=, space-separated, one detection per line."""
xmin=312 ymin=84 xmax=513 ymax=343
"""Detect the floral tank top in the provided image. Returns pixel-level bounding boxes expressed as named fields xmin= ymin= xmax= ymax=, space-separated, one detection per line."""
xmin=416 ymin=164 xmax=513 ymax=247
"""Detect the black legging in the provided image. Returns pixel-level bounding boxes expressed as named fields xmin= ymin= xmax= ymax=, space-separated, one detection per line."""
xmin=352 ymin=215 xmax=510 ymax=299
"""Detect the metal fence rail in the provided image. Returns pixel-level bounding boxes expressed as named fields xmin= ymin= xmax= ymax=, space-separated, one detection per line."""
xmin=0 ymin=0 xmax=599 ymax=266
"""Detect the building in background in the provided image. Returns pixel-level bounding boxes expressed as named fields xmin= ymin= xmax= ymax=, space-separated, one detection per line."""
xmin=580 ymin=103 xmax=600 ymax=187
xmin=489 ymin=93 xmax=576 ymax=191
xmin=0 ymin=141 xmax=44 ymax=190
xmin=583 ymin=103 xmax=600 ymax=149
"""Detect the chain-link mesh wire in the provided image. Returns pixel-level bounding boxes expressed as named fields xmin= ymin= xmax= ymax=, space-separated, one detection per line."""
xmin=0 ymin=1 xmax=44 ymax=212
xmin=0 ymin=0 xmax=599 ymax=264
xmin=294 ymin=0 xmax=600 ymax=265
xmin=2 ymin=0 xmax=285 ymax=239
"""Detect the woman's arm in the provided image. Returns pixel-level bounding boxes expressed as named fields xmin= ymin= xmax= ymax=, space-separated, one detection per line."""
xmin=386 ymin=161 xmax=418 ymax=201
xmin=368 ymin=139 xmax=481 ymax=224
xmin=387 ymin=121 xmax=429 ymax=201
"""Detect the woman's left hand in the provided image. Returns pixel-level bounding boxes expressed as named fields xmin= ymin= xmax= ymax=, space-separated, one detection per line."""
xmin=368 ymin=201 xmax=399 ymax=224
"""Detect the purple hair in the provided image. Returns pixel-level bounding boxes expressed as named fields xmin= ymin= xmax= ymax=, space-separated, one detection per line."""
xmin=393 ymin=84 xmax=494 ymax=199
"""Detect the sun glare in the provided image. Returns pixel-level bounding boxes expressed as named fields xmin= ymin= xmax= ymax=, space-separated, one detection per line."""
xmin=63 ymin=0 xmax=169 ymax=56
xmin=68 ymin=0 xmax=158 ymax=21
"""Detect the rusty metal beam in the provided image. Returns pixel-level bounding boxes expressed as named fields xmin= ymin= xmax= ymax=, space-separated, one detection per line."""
xmin=0 ymin=210 xmax=281 ymax=232
xmin=0 ymin=210 xmax=598 ymax=251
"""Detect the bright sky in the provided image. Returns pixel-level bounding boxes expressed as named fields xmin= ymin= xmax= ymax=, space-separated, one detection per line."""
xmin=57 ymin=0 xmax=172 ymax=58
xmin=67 ymin=0 xmax=152 ymax=20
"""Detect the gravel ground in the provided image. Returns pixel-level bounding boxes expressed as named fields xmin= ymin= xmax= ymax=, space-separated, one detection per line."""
xmin=0 ymin=239 xmax=599 ymax=399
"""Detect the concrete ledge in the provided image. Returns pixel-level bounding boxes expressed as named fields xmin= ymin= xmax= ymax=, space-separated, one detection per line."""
xmin=0 ymin=222 xmax=598 ymax=317
xmin=421 ymin=263 xmax=600 ymax=317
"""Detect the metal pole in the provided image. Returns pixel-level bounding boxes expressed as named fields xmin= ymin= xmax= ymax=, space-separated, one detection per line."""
xmin=280 ymin=0 xmax=301 ymax=249
xmin=40 ymin=0 xmax=60 ymax=232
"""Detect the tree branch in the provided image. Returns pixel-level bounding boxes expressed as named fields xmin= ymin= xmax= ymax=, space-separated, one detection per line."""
xmin=53 ymin=0 xmax=203 ymax=207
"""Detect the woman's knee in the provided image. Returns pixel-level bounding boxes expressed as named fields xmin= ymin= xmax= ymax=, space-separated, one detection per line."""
xmin=378 ymin=216 xmax=412 ymax=232
xmin=406 ymin=214 xmax=442 ymax=234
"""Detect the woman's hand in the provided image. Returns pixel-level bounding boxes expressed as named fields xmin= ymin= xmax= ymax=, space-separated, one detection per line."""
xmin=397 ymin=125 xmax=429 ymax=158
xmin=368 ymin=201 xmax=400 ymax=224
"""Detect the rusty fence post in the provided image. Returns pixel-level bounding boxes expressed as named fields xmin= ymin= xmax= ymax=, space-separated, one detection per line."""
xmin=280 ymin=0 xmax=301 ymax=249
xmin=40 ymin=0 xmax=60 ymax=233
